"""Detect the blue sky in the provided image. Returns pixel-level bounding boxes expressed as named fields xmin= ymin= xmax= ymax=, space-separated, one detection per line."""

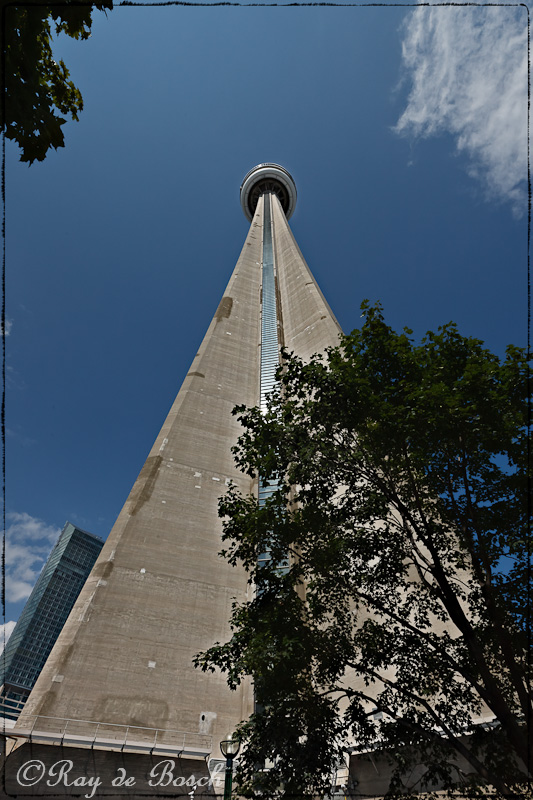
xmin=3 ymin=2 xmax=528 ymax=636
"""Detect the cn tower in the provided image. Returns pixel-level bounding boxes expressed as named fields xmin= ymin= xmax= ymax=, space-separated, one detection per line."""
xmin=5 ymin=166 xmax=342 ymax=797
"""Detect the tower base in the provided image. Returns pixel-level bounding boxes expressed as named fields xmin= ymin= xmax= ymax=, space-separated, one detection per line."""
xmin=1 ymin=742 xmax=224 ymax=798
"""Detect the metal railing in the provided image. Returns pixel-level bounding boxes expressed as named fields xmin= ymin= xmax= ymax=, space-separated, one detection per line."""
xmin=10 ymin=714 xmax=212 ymax=757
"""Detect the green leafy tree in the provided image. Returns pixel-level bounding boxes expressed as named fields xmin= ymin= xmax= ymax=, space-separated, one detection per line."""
xmin=196 ymin=302 xmax=531 ymax=798
xmin=1 ymin=0 xmax=111 ymax=163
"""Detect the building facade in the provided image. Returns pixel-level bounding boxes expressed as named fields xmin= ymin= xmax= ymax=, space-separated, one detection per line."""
xmin=1 ymin=522 xmax=104 ymax=721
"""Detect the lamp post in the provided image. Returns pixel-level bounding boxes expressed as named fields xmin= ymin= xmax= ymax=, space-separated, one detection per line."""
xmin=219 ymin=734 xmax=241 ymax=800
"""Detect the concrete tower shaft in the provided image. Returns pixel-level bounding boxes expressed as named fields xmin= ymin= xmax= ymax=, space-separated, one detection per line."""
xmin=9 ymin=169 xmax=342 ymax=790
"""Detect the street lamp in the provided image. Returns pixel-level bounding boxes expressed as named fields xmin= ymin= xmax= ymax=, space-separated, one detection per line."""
xmin=220 ymin=733 xmax=241 ymax=800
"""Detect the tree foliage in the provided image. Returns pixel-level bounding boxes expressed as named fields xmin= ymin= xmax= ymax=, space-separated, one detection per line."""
xmin=1 ymin=0 xmax=111 ymax=163
xmin=196 ymin=303 xmax=531 ymax=798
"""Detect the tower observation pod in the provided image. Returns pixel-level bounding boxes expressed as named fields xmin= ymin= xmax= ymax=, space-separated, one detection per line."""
xmin=240 ymin=163 xmax=297 ymax=221
xmin=4 ymin=166 xmax=342 ymax=798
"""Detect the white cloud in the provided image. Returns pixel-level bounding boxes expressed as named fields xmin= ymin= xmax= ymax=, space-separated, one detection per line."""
xmin=4 ymin=512 xmax=61 ymax=603
xmin=0 ymin=621 xmax=17 ymax=647
xmin=1 ymin=319 xmax=13 ymax=337
xmin=394 ymin=6 xmax=527 ymax=215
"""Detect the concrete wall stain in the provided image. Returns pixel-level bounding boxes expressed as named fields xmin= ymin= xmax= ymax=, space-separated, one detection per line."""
xmin=93 ymin=560 xmax=114 ymax=580
xmin=34 ymin=688 xmax=58 ymax=718
xmin=214 ymin=296 xmax=233 ymax=321
xmin=126 ymin=456 xmax=163 ymax=517
xmin=95 ymin=696 xmax=169 ymax=730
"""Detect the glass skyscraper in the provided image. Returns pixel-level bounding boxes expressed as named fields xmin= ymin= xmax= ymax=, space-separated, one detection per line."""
xmin=0 ymin=521 xmax=103 ymax=720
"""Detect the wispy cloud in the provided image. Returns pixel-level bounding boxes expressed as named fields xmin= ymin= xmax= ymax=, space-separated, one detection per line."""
xmin=5 ymin=512 xmax=61 ymax=602
xmin=1 ymin=319 xmax=13 ymax=337
xmin=394 ymin=6 xmax=527 ymax=216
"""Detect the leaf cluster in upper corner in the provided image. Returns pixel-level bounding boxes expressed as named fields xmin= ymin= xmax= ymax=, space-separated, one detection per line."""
xmin=1 ymin=0 xmax=112 ymax=163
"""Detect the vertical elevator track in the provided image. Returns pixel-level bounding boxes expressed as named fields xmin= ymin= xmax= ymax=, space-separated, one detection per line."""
xmin=257 ymin=193 xmax=287 ymax=574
